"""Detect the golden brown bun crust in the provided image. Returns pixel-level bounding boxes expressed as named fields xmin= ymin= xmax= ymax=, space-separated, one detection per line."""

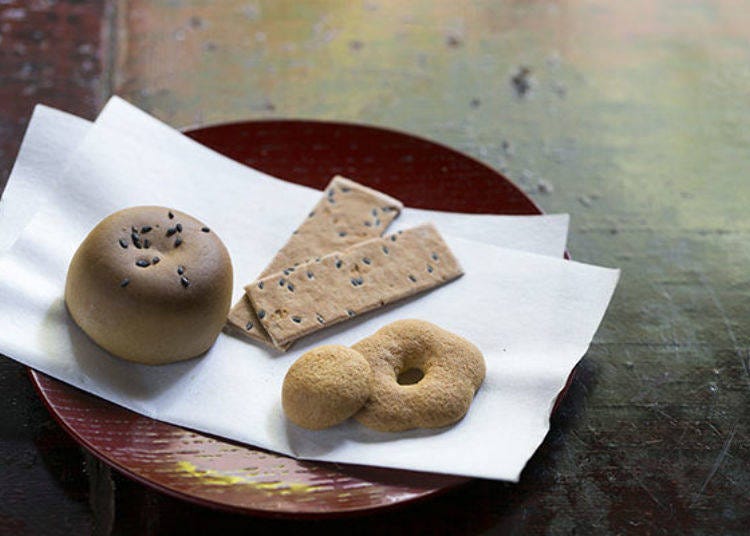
xmin=282 ymin=345 xmax=371 ymax=430
xmin=65 ymin=206 xmax=233 ymax=365
xmin=353 ymin=319 xmax=485 ymax=432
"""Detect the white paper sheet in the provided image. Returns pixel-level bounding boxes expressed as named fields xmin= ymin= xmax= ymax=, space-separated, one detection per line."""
xmin=0 ymin=106 xmax=91 ymax=253
xmin=0 ymin=99 xmax=619 ymax=481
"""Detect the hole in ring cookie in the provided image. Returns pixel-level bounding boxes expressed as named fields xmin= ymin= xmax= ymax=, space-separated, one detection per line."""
xmin=397 ymin=368 xmax=424 ymax=385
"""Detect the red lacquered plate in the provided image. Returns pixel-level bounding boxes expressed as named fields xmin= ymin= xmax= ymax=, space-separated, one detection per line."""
xmin=29 ymin=120 xmax=565 ymax=518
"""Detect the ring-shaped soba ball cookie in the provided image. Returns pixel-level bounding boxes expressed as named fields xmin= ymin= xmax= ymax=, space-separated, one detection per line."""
xmin=282 ymin=345 xmax=372 ymax=430
xmin=65 ymin=206 xmax=233 ymax=365
xmin=353 ymin=319 xmax=486 ymax=432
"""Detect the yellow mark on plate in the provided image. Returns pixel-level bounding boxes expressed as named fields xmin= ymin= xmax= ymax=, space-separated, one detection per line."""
xmin=175 ymin=461 xmax=328 ymax=493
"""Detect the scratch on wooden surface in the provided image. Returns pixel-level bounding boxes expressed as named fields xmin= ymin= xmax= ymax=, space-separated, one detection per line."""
xmin=707 ymin=422 xmax=722 ymax=437
xmin=629 ymin=468 xmax=666 ymax=510
xmin=699 ymin=274 xmax=750 ymax=391
xmin=690 ymin=424 xmax=737 ymax=508
xmin=628 ymin=373 xmax=672 ymax=404
xmin=655 ymin=282 xmax=681 ymax=356
xmin=646 ymin=404 xmax=678 ymax=425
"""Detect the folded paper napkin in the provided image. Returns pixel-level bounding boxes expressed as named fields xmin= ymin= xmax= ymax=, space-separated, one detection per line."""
xmin=0 ymin=97 xmax=619 ymax=481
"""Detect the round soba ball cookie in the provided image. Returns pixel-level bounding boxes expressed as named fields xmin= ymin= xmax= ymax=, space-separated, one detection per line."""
xmin=65 ymin=206 xmax=233 ymax=365
xmin=282 ymin=345 xmax=371 ymax=430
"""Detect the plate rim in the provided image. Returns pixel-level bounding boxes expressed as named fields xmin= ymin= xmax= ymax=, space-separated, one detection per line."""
xmin=28 ymin=367 xmax=475 ymax=519
xmin=182 ymin=117 xmax=548 ymax=216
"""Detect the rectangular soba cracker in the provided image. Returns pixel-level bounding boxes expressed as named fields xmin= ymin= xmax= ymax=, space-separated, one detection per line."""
xmin=226 ymin=176 xmax=404 ymax=347
xmin=247 ymin=223 xmax=463 ymax=347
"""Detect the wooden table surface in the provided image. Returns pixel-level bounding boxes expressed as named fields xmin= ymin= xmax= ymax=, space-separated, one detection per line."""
xmin=1 ymin=1 xmax=748 ymax=534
